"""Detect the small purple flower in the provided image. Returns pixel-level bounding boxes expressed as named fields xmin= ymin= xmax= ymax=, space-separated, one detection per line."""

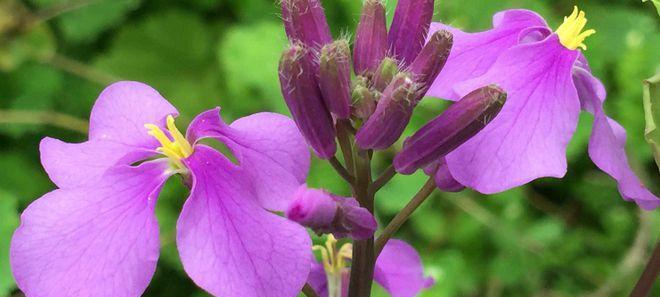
xmin=425 ymin=7 xmax=659 ymax=209
xmin=308 ymin=236 xmax=434 ymax=297
xmin=286 ymin=185 xmax=377 ymax=240
xmin=10 ymin=81 xmax=314 ymax=296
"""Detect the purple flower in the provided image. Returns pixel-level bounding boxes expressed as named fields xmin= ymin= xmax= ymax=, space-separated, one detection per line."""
xmin=425 ymin=7 xmax=659 ymax=209
xmin=10 ymin=81 xmax=314 ymax=296
xmin=286 ymin=185 xmax=377 ymax=240
xmin=308 ymin=236 xmax=434 ymax=297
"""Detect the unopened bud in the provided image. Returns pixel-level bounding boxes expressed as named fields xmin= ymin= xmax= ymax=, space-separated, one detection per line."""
xmin=353 ymin=0 xmax=388 ymax=74
xmin=319 ymin=40 xmax=352 ymax=119
xmin=352 ymin=85 xmax=377 ymax=119
xmin=279 ymin=43 xmax=337 ymax=159
xmin=424 ymin=160 xmax=465 ymax=192
xmin=388 ymin=0 xmax=435 ymax=65
xmin=394 ymin=85 xmax=506 ymax=174
xmin=410 ymin=30 xmax=452 ymax=95
xmin=373 ymin=57 xmax=399 ymax=92
xmin=286 ymin=186 xmax=377 ymax=240
xmin=355 ymin=73 xmax=418 ymax=150
xmin=281 ymin=0 xmax=332 ymax=49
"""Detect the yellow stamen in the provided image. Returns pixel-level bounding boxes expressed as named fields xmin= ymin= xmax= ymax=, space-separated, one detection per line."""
xmin=555 ymin=6 xmax=596 ymax=50
xmin=312 ymin=235 xmax=353 ymax=297
xmin=145 ymin=115 xmax=193 ymax=170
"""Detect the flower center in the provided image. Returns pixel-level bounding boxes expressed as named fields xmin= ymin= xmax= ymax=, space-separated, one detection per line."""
xmin=313 ymin=235 xmax=352 ymax=297
xmin=145 ymin=115 xmax=194 ymax=171
xmin=555 ymin=6 xmax=596 ymax=50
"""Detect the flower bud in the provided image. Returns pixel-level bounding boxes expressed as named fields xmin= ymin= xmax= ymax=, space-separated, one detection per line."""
xmin=355 ymin=73 xmax=418 ymax=150
xmin=281 ymin=0 xmax=332 ymax=49
xmin=388 ymin=0 xmax=435 ymax=65
xmin=279 ymin=43 xmax=337 ymax=159
xmin=286 ymin=186 xmax=377 ymax=240
xmin=424 ymin=160 xmax=464 ymax=192
xmin=353 ymin=0 xmax=388 ymax=74
xmin=352 ymin=76 xmax=377 ymax=119
xmin=410 ymin=30 xmax=452 ymax=95
xmin=319 ymin=40 xmax=352 ymax=119
xmin=373 ymin=57 xmax=399 ymax=92
xmin=394 ymin=85 xmax=506 ymax=174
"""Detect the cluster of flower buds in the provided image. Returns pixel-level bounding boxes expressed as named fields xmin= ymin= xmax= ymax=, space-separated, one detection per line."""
xmin=286 ymin=186 xmax=377 ymax=240
xmin=279 ymin=0 xmax=507 ymax=182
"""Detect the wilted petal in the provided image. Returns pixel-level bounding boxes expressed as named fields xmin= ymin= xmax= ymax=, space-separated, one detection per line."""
xmin=177 ymin=146 xmax=312 ymax=297
xmin=89 ymin=81 xmax=178 ymax=148
xmin=374 ymin=239 xmax=434 ymax=297
xmin=576 ymin=69 xmax=660 ymax=210
xmin=427 ymin=9 xmax=547 ymax=100
xmin=39 ymin=138 xmax=153 ymax=188
xmin=10 ymin=160 xmax=170 ymax=297
xmin=186 ymin=108 xmax=310 ymax=211
xmin=447 ymin=35 xmax=580 ymax=194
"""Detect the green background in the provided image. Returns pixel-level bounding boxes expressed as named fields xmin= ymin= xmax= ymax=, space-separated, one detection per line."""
xmin=0 ymin=0 xmax=659 ymax=296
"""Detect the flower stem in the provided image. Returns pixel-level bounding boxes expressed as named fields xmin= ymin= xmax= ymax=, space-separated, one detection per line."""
xmin=336 ymin=120 xmax=355 ymax=174
xmin=369 ymin=164 xmax=396 ymax=196
xmin=629 ymin=241 xmax=660 ymax=297
xmin=0 ymin=109 xmax=88 ymax=133
xmin=347 ymin=149 xmax=375 ymax=297
xmin=329 ymin=156 xmax=355 ymax=185
xmin=374 ymin=177 xmax=436 ymax=255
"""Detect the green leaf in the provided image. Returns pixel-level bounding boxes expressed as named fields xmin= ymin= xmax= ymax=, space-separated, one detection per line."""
xmin=218 ymin=22 xmax=288 ymax=115
xmin=0 ymin=190 xmax=19 ymax=295
xmin=30 ymin=0 xmax=139 ymax=43
xmin=644 ymin=74 xmax=660 ymax=169
xmin=643 ymin=0 xmax=660 ymax=15
xmin=94 ymin=10 xmax=221 ymax=117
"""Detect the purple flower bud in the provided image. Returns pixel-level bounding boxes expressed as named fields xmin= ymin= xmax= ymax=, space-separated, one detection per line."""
xmin=352 ymin=77 xmax=377 ymax=119
xmin=388 ymin=0 xmax=435 ymax=65
xmin=355 ymin=73 xmax=418 ymax=150
xmin=319 ymin=40 xmax=352 ymax=119
xmin=373 ymin=57 xmax=399 ymax=92
xmin=353 ymin=0 xmax=388 ymax=74
xmin=424 ymin=160 xmax=465 ymax=192
xmin=281 ymin=0 xmax=332 ymax=49
xmin=394 ymin=85 xmax=507 ymax=174
xmin=286 ymin=186 xmax=377 ymax=240
xmin=279 ymin=43 xmax=337 ymax=159
xmin=410 ymin=30 xmax=452 ymax=95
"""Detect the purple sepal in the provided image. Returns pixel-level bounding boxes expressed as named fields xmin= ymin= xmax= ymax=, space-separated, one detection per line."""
xmin=410 ymin=30 xmax=453 ymax=96
xmin=353 ymin=0 xmax=388 ymax=74
xmin=286 ymin=186 xmax=377 ymax=240
xmin=281 ymin=0 xmax=332 ymax=49
xmin=279 ymin=43 xmax=337 ymax=159
xmin=356 ymin=73 xmax=418 ymax=150
xmin=388 ymin=0 xmax=435 ymax=65
xmin=394 ymin=85 xmax=506 ymax=174
xmin=319 ymin=40 xmax=353 ymax=119
xmin=426 ymin=159 xmax=465 ymax=192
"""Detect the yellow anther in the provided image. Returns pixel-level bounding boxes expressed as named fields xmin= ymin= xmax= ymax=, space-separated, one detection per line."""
xmin=313 ymin=235 xmax=353 ymax=297
xmin=145 ymin=115 xmax=194 ymax=170
xmin=555 ymin=6 xmax=596 ymax=50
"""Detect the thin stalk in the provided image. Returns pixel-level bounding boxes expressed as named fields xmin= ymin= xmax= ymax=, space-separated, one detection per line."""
xmin=369 ymin=165 xmax=396 ymax=196
xmin=0 ymin=109 xmax=88 ymax=133
xmin=347 ymin=150 xmax=375 ymax=297
xmin=329 ymin=156 xmax=355 ymax=185
xmin=336 ymin=120 xmax=355 ymax=175
xmin=629 ymin=241 xmax=660 ymax=297
xmin=375 ymin=177 xmax=436 ymax=255
xmin=302 ymin=283 xmax=320 ymax=297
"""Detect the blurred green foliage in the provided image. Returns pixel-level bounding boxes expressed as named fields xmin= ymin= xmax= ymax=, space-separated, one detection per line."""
xmin=0 ymin=0 xmax=659 ymax=297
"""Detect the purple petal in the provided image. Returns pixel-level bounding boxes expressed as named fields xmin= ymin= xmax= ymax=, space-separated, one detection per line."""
xmin=39 ymin=138 xmax=153 ymax=188
xmin=374 ymin=239 xmax=434 ymax=297
xmin=10 ymin=160 xmax=170 ymax=297
xmin=575 ymin=68 xmax=660 ymax=210
xmin=177 ymin=145 xmax=312 ymax=297
xmin=89 ymin=81 xmax=178 ymax=148
xmin=427 ymin=9 xmax=547 ymax=100
xmin=446 ymin=35 xmax=580 ymax=193
xmin=186 ymin=108 xmax=310 ymax=211
xmin=307 ymin=262 xmax=330 ymax=297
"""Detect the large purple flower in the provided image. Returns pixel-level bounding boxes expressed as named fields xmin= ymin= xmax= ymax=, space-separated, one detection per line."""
xmin=425 ymin=7 xmax=659 ymax=210
xmin=307 ymin=236 xmax=434 ymax=297
xmin=10 ymin=81 xmax=313 ymax=296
